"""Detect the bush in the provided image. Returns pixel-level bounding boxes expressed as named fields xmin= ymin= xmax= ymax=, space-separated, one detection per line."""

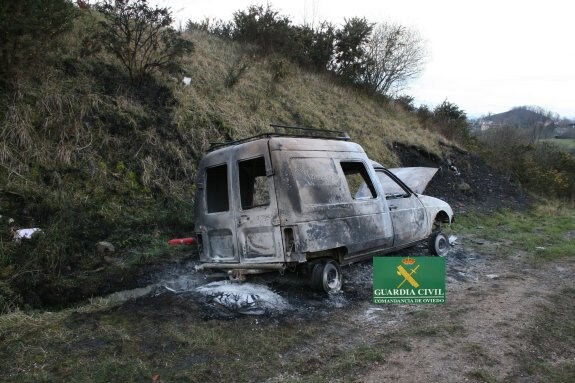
xmin=224 ymin=58 xmax=249 ymax=88
xmin=186 ymin=5 xmax=335 ymax=74
xmin=289 ymin=23 xmax=336 ymax=72
xmin=231 ymin=4 xmax=292 ymax=55
xmin=186 ymin=17 xmax=234 ymax=39
xmin=331 ymin=17 xmax=373 ymax=85
xmin=432 ymin=100 xmax=473 ymax=144
xmin=95 ymin=0 xmax=193 ymax=81
xmin=0 ymin=0 xmax=78 ymax=83
xmin=478 ymin=127 xmax=575 ymax=201
xmin=394 ymin=95 xmax=416 ymax=112
xmin=512 ymin=143 xmax=575 ymax=200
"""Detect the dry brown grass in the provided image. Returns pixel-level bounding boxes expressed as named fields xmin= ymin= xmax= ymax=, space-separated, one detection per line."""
xmin=172 ymin=31 xmax=446 ymax=167
xmin=1 ymin=29 xmax=450 ymax=191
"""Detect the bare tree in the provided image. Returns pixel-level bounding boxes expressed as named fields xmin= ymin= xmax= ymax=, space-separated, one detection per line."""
xmin=362 ymin=22 xmax=427 ymax=96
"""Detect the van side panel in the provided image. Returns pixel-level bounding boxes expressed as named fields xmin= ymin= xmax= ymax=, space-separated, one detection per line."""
xmin=270 ymin=138 xmax=394 ymax=259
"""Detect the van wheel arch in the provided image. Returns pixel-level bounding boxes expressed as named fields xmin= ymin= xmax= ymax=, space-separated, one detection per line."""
xmin=433 ymin=211 xmax=451 ymax=231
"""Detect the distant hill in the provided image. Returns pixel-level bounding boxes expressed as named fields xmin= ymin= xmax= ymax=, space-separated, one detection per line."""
xmin=482 ymin=107 xmax=553 ymax=126
xmin=474 ymin=106 xmax=575 ymax=138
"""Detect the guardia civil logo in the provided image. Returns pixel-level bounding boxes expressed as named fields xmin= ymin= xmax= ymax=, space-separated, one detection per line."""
xmin=373 ymin=256 xmax=445 ymax=304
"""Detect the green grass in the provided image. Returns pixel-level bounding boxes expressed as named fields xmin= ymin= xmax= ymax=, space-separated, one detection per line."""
xmin=449 ymin=202 xmax=575 ymax=262
xmin=541 ymin=138 xmax=575 ymax=154
xmin=0 ymin=297 xmax=419 ymax=383
xmin=0 ymin=301 xmax=320 ymax=382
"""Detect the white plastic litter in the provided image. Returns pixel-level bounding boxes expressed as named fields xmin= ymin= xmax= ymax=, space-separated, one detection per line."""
xmin=196 ymin=281 xmax=291 ymax=315
xmin=13 ymin=228 xmax=42 ymax=243
xmin=182 ymin=76 xmax=192 ymax=85
xmin=448 ymin=235 xmax=458 ymax=245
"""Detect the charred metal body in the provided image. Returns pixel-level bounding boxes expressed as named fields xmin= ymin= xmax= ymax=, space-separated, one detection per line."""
xmin=194 ymin=132 xmax=453 ymax=291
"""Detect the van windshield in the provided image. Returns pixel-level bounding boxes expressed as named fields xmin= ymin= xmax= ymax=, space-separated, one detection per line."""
xmin=376 ymin=170 xmax=410 ymax=199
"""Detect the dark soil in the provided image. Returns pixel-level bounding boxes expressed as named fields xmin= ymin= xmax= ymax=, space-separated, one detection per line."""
xmin=393 ymin=142 xmax=533 ymax=213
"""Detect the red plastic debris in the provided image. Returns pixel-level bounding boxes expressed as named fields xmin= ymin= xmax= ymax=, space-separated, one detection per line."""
xmin=168 ymin=237 xmax=196 ymax=246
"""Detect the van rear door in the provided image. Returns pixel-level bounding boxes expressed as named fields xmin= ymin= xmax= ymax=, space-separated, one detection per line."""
xmin=196 ymin=159 xmax=239 ymax=263
xmin=233 ymin=141 xmax=284 ymax=263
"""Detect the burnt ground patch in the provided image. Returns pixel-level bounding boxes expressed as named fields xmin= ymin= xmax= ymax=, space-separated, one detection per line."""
xmin=393 ymin=142 xmax=533 ymax=213
xmin=90 ymin=241 xmax=478 ymax=322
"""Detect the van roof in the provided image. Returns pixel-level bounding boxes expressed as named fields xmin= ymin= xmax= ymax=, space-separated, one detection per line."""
xmin=206 ymin=135 xmax=363 ymax=157
xmin=208 ymin=125 xmax=350 ymax=152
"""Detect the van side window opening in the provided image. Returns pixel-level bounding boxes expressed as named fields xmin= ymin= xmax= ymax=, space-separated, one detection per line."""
xmin=239 ymin=156 xmax=270 ymax=209
xmin=340 ymin=161 xmax=377 ymax=199
xmin=206 ymin=164 xmax=229 ymax=213
xmin=376 ymin=171 xmax=410 ymax=199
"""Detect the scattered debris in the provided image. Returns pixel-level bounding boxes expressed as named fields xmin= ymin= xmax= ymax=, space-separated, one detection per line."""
xmin=182 ymin=76 xmax=191 ymax=85
xmin=168 ymin=237 xmax=196 ymax=246
xmin=485 ymin=274 xmax=499 ymax=279
xmin=12 ymin=228 xmax=43 ymax=243
xmin=449 ymin=164 xmax=461 ymax=176
xmin=535 ymin=246 xmax=546 ymax=250
xmin=448 ymin=235 xmax=458 ymax=245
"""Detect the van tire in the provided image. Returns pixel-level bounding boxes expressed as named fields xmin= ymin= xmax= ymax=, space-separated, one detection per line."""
xmin=311 ymin=260 xmax=342 ymax=293
xmin=429 ymin=232 xmax=449 ymax=257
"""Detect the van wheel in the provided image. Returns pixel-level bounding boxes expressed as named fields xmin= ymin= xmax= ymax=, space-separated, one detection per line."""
xmin=311 ymin=260 xmax=342 ymax=293
xmin=429 ymin=232 xmax=449 ymax=257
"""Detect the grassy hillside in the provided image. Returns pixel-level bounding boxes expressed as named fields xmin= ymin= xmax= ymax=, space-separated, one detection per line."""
xmin=177 ymin=31 xmax=445 ymax=161
xmin=0 ymin=21 xmax=450 ymax=312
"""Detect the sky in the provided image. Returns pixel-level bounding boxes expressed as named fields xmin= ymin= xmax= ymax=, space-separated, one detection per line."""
xmin=153 ymin=0 xmax=575 ymax=118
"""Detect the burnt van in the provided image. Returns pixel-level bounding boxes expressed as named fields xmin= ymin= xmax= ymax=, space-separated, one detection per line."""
xmin=194 ymin=126 xmax=453 ymax=292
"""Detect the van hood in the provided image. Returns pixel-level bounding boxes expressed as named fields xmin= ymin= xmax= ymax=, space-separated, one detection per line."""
xmin=388 ymin=167 xmax=438 ymax=194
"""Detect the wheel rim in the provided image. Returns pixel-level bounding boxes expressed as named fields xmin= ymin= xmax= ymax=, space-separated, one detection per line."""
xmin=323 ymin=262 xmax=342 ymax=291
xmin=436 ymin=235 xmax=448 ymax=256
